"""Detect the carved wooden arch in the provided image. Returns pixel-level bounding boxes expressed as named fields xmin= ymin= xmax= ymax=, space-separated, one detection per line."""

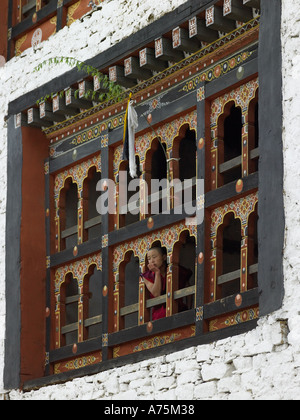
xmin=54 ymin=154 xmax=101 ymax=251
xmin=172 ymin=122 xmax=197 ymax=157
xmin=171 ymin=123 xmax=197 ymax=181
xmin=211 ymin=191 xmax=259 ymax=242
xmin=55 ymin=252 xmax=102 ymax=292
xmin=54 ymin=153 xmax=102 ymax=206
xmin=208 ymin=192 xmax=258 ymax=303
xmin=112 ymin=222 xmax=197 ymax=274
xmin=210 ymin=78 xmax=259 ymax=189
xmin=54 ymin=252 xmax=102 ymax=348
xmin=55 ymin=175 xmax=78 ymax=252
xmin=216 ymin=99 xmax=241 ymax=138
xmin=118 ymin=249 xmax=140 ymax=281
xmin=210 ymin=78 xmax=259 ymax=129
xmin=144 ymin=136 xmax=167 ymax=175
xmin=113 ymin=110 xmax=197 ymax=179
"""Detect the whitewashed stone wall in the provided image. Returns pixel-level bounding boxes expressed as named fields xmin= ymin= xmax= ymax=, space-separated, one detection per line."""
xmin=1 ymin=0 xmax=300 ymax=400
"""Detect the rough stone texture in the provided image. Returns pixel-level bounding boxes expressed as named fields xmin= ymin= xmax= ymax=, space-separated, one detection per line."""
xmin=1 ymin=0 xmax=300 ymax=400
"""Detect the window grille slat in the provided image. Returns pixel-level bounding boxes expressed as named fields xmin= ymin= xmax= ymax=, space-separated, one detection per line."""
xmin=84 ymin=215 xmax=102 ymax=230
xmin=217 ymin=269 xmax=240 ymax=285
xmin=120 ymin=303 xmax=139 ymax=316
xmin=61 ymin=322 xmax=78 ymax=334
xmin=65 ymin=295 xmax=79 ymax=304
xmin=83 ymin=315 xmax=102 ymax=327
xmin=174 ymin=285 xmax=195 ymax=300
xmin=217 ymin=264 xmax=258 ymax=285
xmin=61 ymin=225 xmax=78 ymax=239
xmin=146 ymin=294 xmax=166 ymax=309
xmin=219 ymin=155 xmax=241 ymax=174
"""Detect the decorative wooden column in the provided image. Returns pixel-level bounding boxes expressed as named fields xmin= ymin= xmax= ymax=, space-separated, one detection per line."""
xmin=114 ymin=173 xmax=119 ymax=230
xmin=78 ymin=285 xmax=84 ymax=343
xmin=54 ymin=196 xmax=61 ymax=253
xmin=54 ymin=270 xmax=64 ymax=349
xmin=209 ymin=235 xmax=217 ymax=303
xmin=54 ymin=293 xmax=61 ymax=349
xmin=210 ymin=123 xmax=222 ymax=190
xmin=139 ymin=163 xmax=147 ymax=221
xmin=77 ymin=189 xmax=84 ymax=245
xmin=17 ymin=0 xmax=22 ymax=22
xmin=166 ymin=253 xmax=174 ymax=317
xmin=240 ymin=234 xmax=248 ymax=293
xmin=138 ymin=260 xmax=149 ymax=326
xmin=36 ymin=0 xmax=42 ymax=11
xmin=113 ymin=272 xmax=120 ymax=332
xmin=241 ymin=109 xmax=249 ymax=178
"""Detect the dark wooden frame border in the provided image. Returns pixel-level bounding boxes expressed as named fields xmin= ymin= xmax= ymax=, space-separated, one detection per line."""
xmin=4 ymin=0 xmax=284 ymax=391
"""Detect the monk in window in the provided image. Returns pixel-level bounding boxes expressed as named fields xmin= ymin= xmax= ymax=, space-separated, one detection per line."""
xmin=141 ymin=247 xmax=167 ymax=320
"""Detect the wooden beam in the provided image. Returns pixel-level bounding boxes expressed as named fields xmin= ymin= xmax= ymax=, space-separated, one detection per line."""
xmin=223 ymin=0 xmax=253 ymax=22
xmin=109 ymin=65 xmax=136 ymax=88
xmin=52 ymin=94 xmax=79 ymax=116
xmin=124 ymin=56 xmax=152 ymax=81
xmin=219 ymin=155 xmax=241 ymax=174
xmin=204 ymin=288 xmax=258 ymax=319
xmin=84 ymin=215 xmax=102 ymax=230
xmin=83 ymin=315 xmax=102 ymax=328
xmin=155 ymin=36 xmax=184 ymax=63
xmin=172 ymin=26 xmax=200 ymax=53
xmin=78 ymin=80 xmax=107 ymax=102
xmin=92 ymin=75 xmax=110 ymax=94
xmin=205 ymin=5 xmax=236 ymax=33
xmin=189 ymin=16 xmax=219 ymax=43
xmin=15 ymin=112 xmax=29 ymax=127
xmin=65 ymin=87 xmax=93 ymax=110
xmin=139 ymin=47 xmax=167 ymax=72
xmin=39 ymin=101 xmax=66 ymax=123
xmin=27 ymin=107 xmax=52 ymax=128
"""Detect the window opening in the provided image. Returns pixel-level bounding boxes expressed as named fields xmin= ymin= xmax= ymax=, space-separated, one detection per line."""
xmin=119 ymin=157 xmax=141 ymax=228
xmin=84 ymin=265 xmax=102 ymax=340
xmin=220 ymin=104 xmax=243 ymax=185
xmin=217 ymin=213 xmax=241 ymax=299
xmin=83 ymin=168 xmax=102 ymax=241
xmin=146 ymin=138 xmax=167 ymax=215
xmin=144 ymin=241 xmax=167 ymax=322
xmin=60 ymin=274 xmax=79 ymax=347
xmin=179 ymin=128 xmax=197 ymax=182
xmin=178 ymin=127 xmax=197 ymax=204
xmin=21 ymin=0 xmax=36 ymax=20
xmin=177 ymin=234 xmax=196 ymax=312
xmin=60 ymin=178 xmax=78 ymax=251
xmin=17 ymin=0 xmax=51 ymax=21
xmin=119 ymin=251 xmax=140 ymax=330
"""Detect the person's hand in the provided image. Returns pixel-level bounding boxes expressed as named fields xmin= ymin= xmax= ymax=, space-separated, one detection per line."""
xmin=148 ymin=262 xmax=160 ymax=274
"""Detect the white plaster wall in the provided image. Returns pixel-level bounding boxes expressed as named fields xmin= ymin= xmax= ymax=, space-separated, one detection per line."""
xmin=1 ymin=0 xmax=300 ymax=400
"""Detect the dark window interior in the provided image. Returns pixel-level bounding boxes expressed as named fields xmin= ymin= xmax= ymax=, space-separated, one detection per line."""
xmin=223 ymin=105 xmax=242 ymax=184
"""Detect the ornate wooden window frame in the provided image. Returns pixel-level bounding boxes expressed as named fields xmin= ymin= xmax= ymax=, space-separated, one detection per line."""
xmin=4 ymin=0 xmax=284 ymax=390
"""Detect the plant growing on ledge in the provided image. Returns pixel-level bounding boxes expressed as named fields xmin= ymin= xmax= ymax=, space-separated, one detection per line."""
xmin=33 ymin=56 xmax=125 ymax=105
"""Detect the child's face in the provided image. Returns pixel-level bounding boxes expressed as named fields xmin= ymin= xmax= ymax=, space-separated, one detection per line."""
xmin=147 ymin=249 xmax=165 ymax=270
